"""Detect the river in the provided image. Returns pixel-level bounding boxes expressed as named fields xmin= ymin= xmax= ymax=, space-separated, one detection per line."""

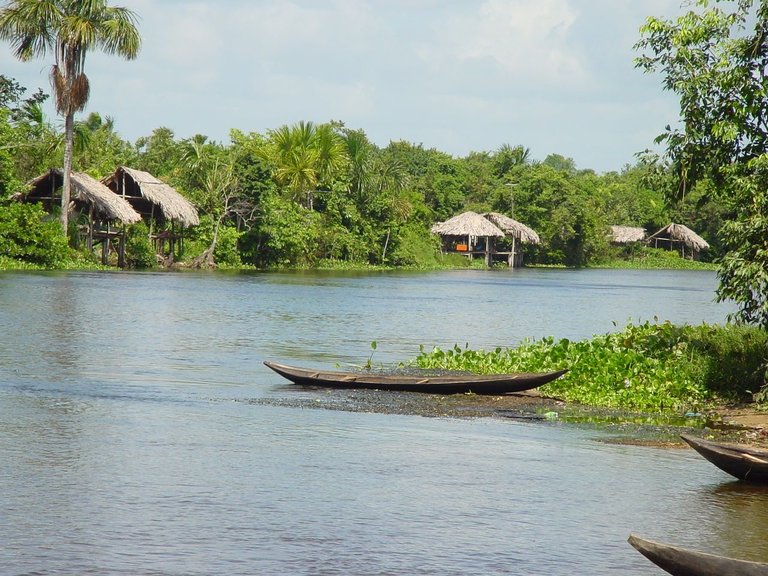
xmin=1 ymin=268 xmax=766 ymax=575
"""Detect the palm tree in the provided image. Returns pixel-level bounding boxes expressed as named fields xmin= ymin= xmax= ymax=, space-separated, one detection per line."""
xmin=0 ymin=0 xmax=141 ymax=232
xmin=261 ymin=121 xmax=348 ymax=210
xmin=494 ymin=144 xmax=531 ymax=177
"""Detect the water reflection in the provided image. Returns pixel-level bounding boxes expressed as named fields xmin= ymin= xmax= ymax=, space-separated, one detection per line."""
xmin=697 ymin=481 xmax=768 ymax=559
xmin=48 ymin=275 xmax=82 ymax=375
xmin=0 ymin=269 xmax=745 ymax=575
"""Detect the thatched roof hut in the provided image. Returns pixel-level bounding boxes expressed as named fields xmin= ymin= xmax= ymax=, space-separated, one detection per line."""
xmin=14 ymin=168 xmax=141 ymax=224
xmin=646 ymin=223 xmax=709 ymax=260
xmin=609 ymin=225 xmax=646 ymax=244
xmin=432 ymin=211 xmax=511 ymax=266
xmin=102 ymin=166 xmax=199 ymax=227
xmin=431 ymin=211 xmax=505 ymax=237
xmin=483 ymin=212 xmax=540 ymax=244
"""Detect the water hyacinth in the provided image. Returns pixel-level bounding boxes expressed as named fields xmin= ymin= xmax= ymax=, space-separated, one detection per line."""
xmin=413 ymin=321 xmax=768 ymax=413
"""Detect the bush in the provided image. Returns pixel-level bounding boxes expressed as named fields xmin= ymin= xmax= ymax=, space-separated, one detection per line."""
xmin=594 ymin=247 xmax=717 ymax=270
xmin=255 ymin=194 xmax=322 ymax=267
xmin=0 ymin=201 xmax=68 ymax=266
xmin=213 ymin=224 xmax=242 ymax=267
xmin=125 ymin=221 xmax=157 ymax=269
xmin=388 ymin=223 xmax=441 ymax=267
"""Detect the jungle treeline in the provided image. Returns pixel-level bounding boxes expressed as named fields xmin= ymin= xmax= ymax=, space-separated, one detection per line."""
xmin=0 ymin=75 xmax=721 ymax=270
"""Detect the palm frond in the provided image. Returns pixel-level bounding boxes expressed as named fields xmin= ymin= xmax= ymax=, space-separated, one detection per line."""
xmin=98 ymin=7 xmax=141 ymax=58
xmin=0 ymin=0 xmax=60 ymax=60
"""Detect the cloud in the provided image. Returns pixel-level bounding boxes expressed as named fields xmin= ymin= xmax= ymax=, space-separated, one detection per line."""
xmin=419 ymin=0 xmax=586 ymax=88
xmin=0 ymin=0 xmax=689 ymax=171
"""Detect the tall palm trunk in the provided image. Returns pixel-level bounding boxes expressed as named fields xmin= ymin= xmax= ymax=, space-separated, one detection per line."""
xmin=61 ymin=110 xmax=74 ymax=232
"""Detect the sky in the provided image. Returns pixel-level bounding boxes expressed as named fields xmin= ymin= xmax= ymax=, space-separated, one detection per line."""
xmin=0 ymin=0 xmax=688 ymax=173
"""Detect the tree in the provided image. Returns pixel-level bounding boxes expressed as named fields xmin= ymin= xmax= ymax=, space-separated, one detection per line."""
xmin=599 ymin=164 xmax=667 ymax=231
xmin=717 ymin=158 xmax=768 ymax=327
xmin=189 ymin=158 xmax=239 ymax=268
xmin=0 ymin=75 xmax=58 ymax=184
xmin=0 ymin=0 xmax=141 ymax=233
xmin=135 ymin=127 xmax=181 ymax=178
xmin=382 ymin=141 xmax=465 ymax=222
xmin=635 ymin=0 xmax=768 ymax=326
xmin=70 ymin=111 xmax=135 ymax=175
xmin=261 ymin=121 xmax=348 ymax=210
xmin=493 ymin=144 xmax=530 ymax=178
xmin=542 ymin=153 xmax=577 ymax=174
xmin=635 ymin=0 xmax=768 ymax=198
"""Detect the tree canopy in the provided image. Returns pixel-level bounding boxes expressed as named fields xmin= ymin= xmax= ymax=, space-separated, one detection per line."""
xmin=0 ymin=68 xmax=713 ymax=275
xmin=636 ymin=0 xmax=768 ymax=327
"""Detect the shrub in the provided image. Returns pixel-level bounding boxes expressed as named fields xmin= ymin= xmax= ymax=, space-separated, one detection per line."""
xmin=0 ymin=201 xmax=68 ymax=266
xmin=213 ymin=224 xmax=242 ymax=267
xmin=125 ymin=221 xmax=157 ymax=269
xmin=388 ymin=223 xmax=441 ymax=267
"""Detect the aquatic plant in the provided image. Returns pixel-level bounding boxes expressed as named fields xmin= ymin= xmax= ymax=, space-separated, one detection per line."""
xmin=414 ymin=321 xmax=768 ymax=413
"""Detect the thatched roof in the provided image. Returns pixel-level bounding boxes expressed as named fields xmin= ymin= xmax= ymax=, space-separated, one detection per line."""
xmin=103 ymin=166 xmax=199 ymax=227
xmin=15 ymin=169 xmax=141 ymax=224
xmin=609 ymin=225 xmax=646 ymax=244
xmin=483 ymin=212 xmax=540 ymax=244
xmin=431 ymin=211 xmax=505 ymax=237
xmin=647 ymin=223 xmax=709 ymax=251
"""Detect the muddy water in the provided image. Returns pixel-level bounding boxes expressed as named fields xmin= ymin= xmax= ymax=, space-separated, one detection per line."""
xmin=1 ymin=268 xmax=765 ymax=575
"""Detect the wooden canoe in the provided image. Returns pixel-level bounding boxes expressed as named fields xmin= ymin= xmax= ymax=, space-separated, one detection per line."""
xmin=681 ymin=434 xmax=768 ymax=483
xmin=628 ymin=534 xmax=768 ymax=576
xmin=264 ymin=361 xmax=567 ymax=395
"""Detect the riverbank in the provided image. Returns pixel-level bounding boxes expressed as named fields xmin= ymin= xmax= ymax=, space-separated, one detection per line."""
xmin=250 ymin=386 xmax=768 ymax=448
xmin=414 ymin=322 xmax=768 ymax=418
xmin=0 ymin=244 xmax=718 ymax=273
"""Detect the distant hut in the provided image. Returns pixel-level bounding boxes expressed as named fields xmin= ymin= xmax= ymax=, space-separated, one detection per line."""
xmin=13 ymin=168 xmax=141 ymax=266
xmin=646 ymin=223 xmax=709 ymax=260
xmin=102 ymin=166 xmax=199 ymax=259
xmin=609 ymin=225 xmax=646 ymax=244
xmin=431 ymin=211 xmax=504 ymax=266
xmin=483 ymin=212 xmax=540 ymax=267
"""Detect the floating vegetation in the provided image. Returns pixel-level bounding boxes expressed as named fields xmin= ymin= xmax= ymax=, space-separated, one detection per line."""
xmin=413 ymin=321 xmax=768 ymax=414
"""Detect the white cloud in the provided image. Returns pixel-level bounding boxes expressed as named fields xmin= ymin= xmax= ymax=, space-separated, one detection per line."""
xmin=420 ymin=0 xmax=586 ymax=88
xmin=0 ymin=0 xmax=691 ymax=171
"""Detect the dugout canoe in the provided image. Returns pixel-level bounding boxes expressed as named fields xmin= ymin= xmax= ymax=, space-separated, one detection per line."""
xmin=681 ymin=434 xmax=768 ymax=483
xmin=628 ymin=534 xmax=768 ymax=576
xmin=263 ymin=361 xmax=567 ymax=395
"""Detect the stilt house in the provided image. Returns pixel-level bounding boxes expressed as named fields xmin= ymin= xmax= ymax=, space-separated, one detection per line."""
xmin=102 ymin=166 xmax=199 ymax=260
xmin=432 ymin=211 xmax=540 ymax=267
xmin=646 ymin=223 xmax=709 ymax=260
xmin=482 ymin=212 xmax=540 ymax=267
xmin=13 ymin=168 xmax=141 ymax=266
xmin=609 ymin=225 xmax=646 ymax=244
xmin=431 ymin=211 xmax=505 ymax=266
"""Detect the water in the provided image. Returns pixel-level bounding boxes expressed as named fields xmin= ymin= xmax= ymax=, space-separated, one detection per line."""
xmin=1 ymin=268 xmax=766 ymax=575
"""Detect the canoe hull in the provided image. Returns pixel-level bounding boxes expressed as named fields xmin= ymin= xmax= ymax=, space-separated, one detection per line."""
xmin=628 ymin=534 xmax=768 ymax=576
xmin=264 ymin=361 xmax=567 ymax=395
xmin=681 ymin=434 xmax=768 ymax=483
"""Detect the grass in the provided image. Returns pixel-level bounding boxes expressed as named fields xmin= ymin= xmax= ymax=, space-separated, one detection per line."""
xmin=592 ymin=247 xmax=718 ymax=270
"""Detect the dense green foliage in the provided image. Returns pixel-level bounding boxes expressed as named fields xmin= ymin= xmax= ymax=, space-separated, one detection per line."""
xmin=0 ymin=199 xmax=68 ymax=265
xmin=414 ymin=322 xmax=768 ymax=412
xmin=0 ymin=71 xmax=729 ymax=273
xmin=636 ymin=0 xmax=768 ymax=327
xmin=5 ymin=117 xmax=704 ymax=271
xmin=0 ymin=56 xmax=728 ymax=273
xmin=596 ymin=247 xmax=717 ymax=270
xmin=124 ymin=221 xmax=156 ymax=269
